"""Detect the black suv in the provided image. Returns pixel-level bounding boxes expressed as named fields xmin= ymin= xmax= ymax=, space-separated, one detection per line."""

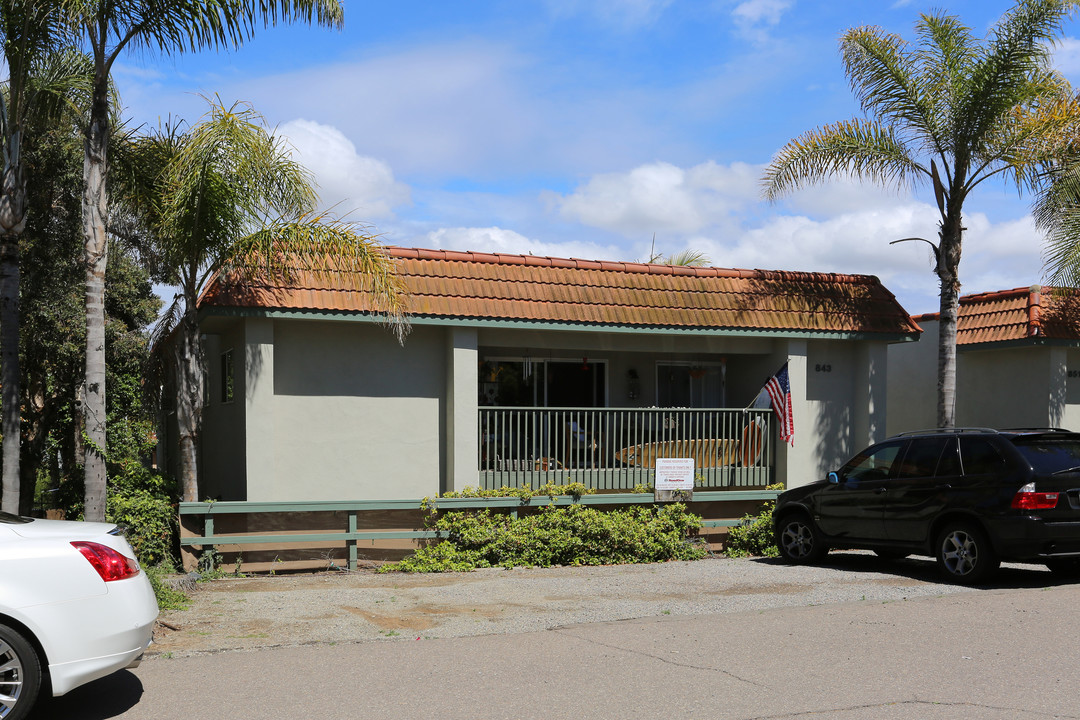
xmin=773 ymin=428 xmax=1080 ymax=583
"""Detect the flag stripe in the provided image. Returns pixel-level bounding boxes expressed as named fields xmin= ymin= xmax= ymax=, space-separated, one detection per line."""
xmin=759 ymin=363 xmax=794 ymax=446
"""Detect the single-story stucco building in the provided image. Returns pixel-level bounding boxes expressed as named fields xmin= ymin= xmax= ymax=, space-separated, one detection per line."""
xmin=168 ymin=247 xmax=921 ymax=501
xmin=888 ymin=285 xmax=1080 ymax=434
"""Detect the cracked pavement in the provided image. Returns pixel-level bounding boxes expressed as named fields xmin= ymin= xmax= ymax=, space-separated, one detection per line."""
xmin=41 ymin=556 xmax=1080 ymax=720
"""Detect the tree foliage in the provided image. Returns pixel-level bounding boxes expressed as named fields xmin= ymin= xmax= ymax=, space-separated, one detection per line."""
xmin=762 ymin=0 xmax=1080 ymax=428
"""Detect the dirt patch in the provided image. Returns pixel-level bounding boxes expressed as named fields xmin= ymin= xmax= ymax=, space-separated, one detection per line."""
xmin=150 ymin=556 xmax=980 ymax=658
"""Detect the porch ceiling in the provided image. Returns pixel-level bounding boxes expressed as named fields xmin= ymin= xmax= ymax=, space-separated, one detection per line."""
xmin=200 ymin=247 xmax=921 ymax=337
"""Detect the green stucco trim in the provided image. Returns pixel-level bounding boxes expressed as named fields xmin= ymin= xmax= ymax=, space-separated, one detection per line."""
xmin=960 ymin=337 xmax=1080 ymax=352
xmin=197 ymin=306 xmax=920 ymax=343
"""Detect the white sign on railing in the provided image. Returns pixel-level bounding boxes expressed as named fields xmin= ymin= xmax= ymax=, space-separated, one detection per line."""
xmin=655 ymin=457 xmax=694 ymax=501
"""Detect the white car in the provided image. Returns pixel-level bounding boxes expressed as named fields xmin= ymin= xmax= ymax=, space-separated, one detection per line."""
xmin=0 ymin=511 xmax=159 ymax=719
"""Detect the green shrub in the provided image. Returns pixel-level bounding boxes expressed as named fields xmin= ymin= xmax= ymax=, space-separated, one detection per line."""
xmin=143 ymin=562 xmax=189 ymax=610
xmin=107 ymin=471 xmax=177 ymax=567
xmin=382 ymin=502 xmax=706 ymax=573
xmin=724 ymin=483 xmax=785 ymax=558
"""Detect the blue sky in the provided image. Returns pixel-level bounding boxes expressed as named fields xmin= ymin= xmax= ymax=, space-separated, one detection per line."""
xmin=113 ymin=0 xmax=1080 ymax=315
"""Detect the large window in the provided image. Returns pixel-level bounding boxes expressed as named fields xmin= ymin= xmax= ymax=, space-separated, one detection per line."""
xmin=480 ymin=358 xmax=607 ymax=407
xmin=656 ymin=362 xmax=724 ymax=408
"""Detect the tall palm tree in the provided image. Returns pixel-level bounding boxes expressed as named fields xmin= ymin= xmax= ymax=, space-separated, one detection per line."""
xmin=61 ymin=0 xmax=344 ymax=520
xmin=118 ymin=98 xmax=408 ymax=504
xmin=0 ymin=2 xmax=88 ymax=513
xmin=762 ymin=0 xmax=1080 ymax=428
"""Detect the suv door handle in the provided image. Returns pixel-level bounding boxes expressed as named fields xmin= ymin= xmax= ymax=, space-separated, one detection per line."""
xmin=874 ymin=487 xmax=887 ymax=494
xmin=935 ymin=483 xmax=952 ymax=489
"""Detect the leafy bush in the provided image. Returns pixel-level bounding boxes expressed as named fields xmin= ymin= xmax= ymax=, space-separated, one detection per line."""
xmin=724 ymin=483 xmax=785 ymax=558
xmin=143 ymin=562 xmax=189 ymax=611
xmin=107 ymin=467 xmax=177 ymax=567
xmin=438 ymin=482 xmax=594 ymax=501
xmin=383 ymin=502 xmax=706 ymax=572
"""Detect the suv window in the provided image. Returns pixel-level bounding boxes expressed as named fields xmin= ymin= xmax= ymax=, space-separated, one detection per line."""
xmin=896 ymin=437 xmax=953 ymax=478
xmin=959 ymin=437 xmax=1007 ymax=475
xmin=842 ymin=441 xmax=905 ymax=481
xmin=1011 ymin=438 xmax=1080 ymax=474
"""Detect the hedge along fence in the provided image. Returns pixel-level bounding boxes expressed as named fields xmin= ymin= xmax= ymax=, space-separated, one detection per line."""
xmin=178 ymin=489 xmax=780 ymax=573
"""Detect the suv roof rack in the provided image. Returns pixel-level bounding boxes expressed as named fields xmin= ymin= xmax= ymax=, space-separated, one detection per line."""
xmin=892 ymin=427 xmax=998 ymax=437
xmin=998 ymin=427 xmax=1072 ymax=433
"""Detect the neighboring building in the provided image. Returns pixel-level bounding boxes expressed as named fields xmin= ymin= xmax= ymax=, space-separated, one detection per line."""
xmin=174 ymin=247 xmax=920 ymax=501
xmin=888 ymin=285 xmax=1080 ymax=434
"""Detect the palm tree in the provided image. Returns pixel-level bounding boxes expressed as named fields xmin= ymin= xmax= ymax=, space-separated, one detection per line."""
xmin=61 ymin=0 xmax=344 ymax=520
xmin=761 ymin=0 xmax=1080 ymax=428
xmin=117 ymin=98 xmax=408 ymax=504
xmin=0 ymin=3 xmax=89 ymax=513
xmin=1034 ymin=157 xmax=1080 ymax=285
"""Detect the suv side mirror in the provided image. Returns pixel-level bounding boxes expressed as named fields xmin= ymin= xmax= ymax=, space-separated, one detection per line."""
xmin=828 ymin=471 xmax=840 ymax=484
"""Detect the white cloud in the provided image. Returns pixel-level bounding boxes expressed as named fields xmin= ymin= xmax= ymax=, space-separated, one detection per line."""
xmin=425 ymin=226 xmax=621 ymax=262
xmin=277 ymin=119 xmax=411 ymax=220
xmin=554 ymin=160 xmax=761 ymax=236
xmin=1053 ymin=36 xmax=1080 ymax=77
xmin=732 ymin=0 xmax=793 ymax=42
xmin=542 ymin=157 xmax=1047 ymax=314
xmin=544 ymin=0 xmax=674 ymax=28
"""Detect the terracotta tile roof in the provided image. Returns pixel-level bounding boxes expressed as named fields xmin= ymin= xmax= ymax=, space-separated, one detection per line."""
xmin=913 ymin=286 xmax=1080 ymax=345
xmin=200 ymin=247 xmax=921 ymax=336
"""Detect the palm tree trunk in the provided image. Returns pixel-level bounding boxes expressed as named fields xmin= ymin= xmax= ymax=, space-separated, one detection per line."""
xmin=81 ymin=80 xmax=109 ymax=522
xmin=175 ymin=294 xmax=205 ymax=503
xmin=936 ymin=218 xmax=963 ymax=429
xmin=0 ymin=239 xmax=20 ymax=514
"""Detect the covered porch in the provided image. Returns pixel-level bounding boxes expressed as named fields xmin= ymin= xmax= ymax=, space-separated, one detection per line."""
xmin=478 ymin=406 xmax=774 ymax=490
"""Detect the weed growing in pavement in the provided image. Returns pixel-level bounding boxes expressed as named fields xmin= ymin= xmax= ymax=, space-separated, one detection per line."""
xmin=144 ymin=562 xmax=189 ymax=610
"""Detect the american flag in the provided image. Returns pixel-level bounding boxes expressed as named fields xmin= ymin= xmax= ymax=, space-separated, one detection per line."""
xmin=755 ymin=363 xmax=794 ymax=446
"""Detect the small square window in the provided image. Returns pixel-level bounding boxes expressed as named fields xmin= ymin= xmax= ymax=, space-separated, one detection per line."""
xmin=221 ymin=350 xmax=234 ymax=403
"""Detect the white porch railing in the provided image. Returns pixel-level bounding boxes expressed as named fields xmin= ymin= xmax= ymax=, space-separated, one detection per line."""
xmin=478 ymin=407 xmax=774 ymax=490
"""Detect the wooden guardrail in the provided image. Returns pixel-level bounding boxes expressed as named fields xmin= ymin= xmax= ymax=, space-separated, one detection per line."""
xmin=178 ymin=490 xmax=780 ymax=572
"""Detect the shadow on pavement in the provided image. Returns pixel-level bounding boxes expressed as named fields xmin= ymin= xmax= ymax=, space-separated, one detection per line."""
xmin=751 ymin=551 xmax=1078 ymax=590
xmin=31 ymin=670 xmax=143 ymax=720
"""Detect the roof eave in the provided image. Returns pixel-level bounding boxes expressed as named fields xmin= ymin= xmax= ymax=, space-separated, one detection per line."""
xmin=198 ymin=305 xmax=921 ymax=342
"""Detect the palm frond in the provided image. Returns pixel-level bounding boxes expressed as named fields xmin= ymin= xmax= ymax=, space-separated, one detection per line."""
xmin=960 ymin=0 xmax=1074 ymax=151
xmin=220 ymin=218 xmax=411 ymax=342
xmin=973 ymin=74 xmax=1080 ymax=192
xmin=841 ymin=25 xmax=939 ymax=150
xmin=762 ymin=119 xmax=924 ymax=201
xmin=912 ymin=11 xmax=979 ymax=155
xmin=661 ymin=249 xmax=711 ymax=267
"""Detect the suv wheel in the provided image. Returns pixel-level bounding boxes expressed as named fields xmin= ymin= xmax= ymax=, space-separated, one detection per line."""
xmin=774 ymin=513 xmax=827 ymax=564
xmin=935 ymin=522 xmax=999 ymax=584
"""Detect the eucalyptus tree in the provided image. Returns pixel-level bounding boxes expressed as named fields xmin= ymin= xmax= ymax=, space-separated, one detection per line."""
xmin=0 ymin=1 xmax=90 ymax=513
xmin=762 ymin=0 xmax=1080 ymax=428
xmin=119 ymin=98 xmax=408 ymax=504
xmin=61 ymin=0 xmax=344 ymax=520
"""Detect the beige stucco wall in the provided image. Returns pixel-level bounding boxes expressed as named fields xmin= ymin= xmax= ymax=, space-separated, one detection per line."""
xmin=886 ymin=323 xmax=938 ymax=434
xmin=888 ymin=318 xmax=1080 ymax=433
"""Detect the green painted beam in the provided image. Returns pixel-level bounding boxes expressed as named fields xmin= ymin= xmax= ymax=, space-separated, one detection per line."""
xmin=178 ymin=490 xmax=779 ymax=516
xmin=181 ymin=530 xmax=445 ymax=546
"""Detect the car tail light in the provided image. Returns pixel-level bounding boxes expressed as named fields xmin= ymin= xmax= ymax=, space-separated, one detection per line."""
xmin=71 ymin=541 xmax=140 ymax=582
xmin=1011 ymin=483 xmax=1060 ymax=510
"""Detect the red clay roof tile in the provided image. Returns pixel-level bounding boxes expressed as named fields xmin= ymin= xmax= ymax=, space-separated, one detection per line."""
xmin=199 ymin=246 xmax=921 ymax=336
xmin=915 ymin=285 xmax=1080 ymax=344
